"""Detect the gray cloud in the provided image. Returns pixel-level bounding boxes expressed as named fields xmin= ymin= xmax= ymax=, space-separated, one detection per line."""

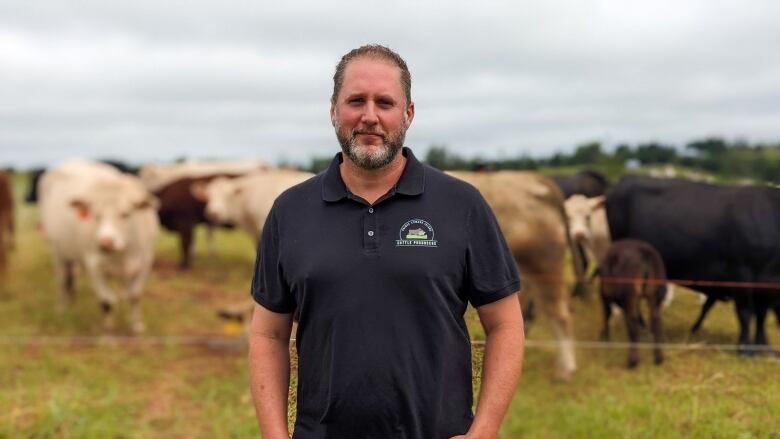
xmin=1 ymin=0 xmax=779 ymax=168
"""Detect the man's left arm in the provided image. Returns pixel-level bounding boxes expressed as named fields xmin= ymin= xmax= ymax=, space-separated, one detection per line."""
xmin=454 ymin=292 xmax=525 ymax=439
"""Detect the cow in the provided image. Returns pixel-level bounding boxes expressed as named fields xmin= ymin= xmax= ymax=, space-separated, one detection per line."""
xmin=552 ymin=170 xmax=610 ymax=198
xmin=0 ymin=170 xmax=15 ymax=272
xmin=448 ymin=171 xmax=585 ymax=381
xmin=190 ymin=170 xmax=313 ymax=331
xmin=191 ymin=170 xmax=314 ymax=243
xmin=564 ymin=194 xmax=610 ymax=272
xmin=38 ymin=160 xmax=160 ymax=334
xmin=606 ymin=175 xmax=780 ymax=353
xmin=155 ymin=173 xmax=251 ymax=269
xmin=598 ymin=239 xmax=667 ymax=368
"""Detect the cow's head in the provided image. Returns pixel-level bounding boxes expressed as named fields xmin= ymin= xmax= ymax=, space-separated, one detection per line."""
xmin=564 ymin=195 xmax=605 ymax=243
xmin=192 ymin=177 xmax=242 ymax=225
xmin=69 ymin=183 xmax=158 ymax=254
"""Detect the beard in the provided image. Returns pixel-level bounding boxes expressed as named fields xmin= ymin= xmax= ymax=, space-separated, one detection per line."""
xmin=336 ymin=122 xmax=406 ymax=170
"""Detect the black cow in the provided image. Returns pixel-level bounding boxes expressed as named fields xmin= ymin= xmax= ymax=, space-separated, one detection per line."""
xmin=606 ymin=175 xmax=780 ymax=353
xmin=552 ymin=170 xmax=610 ymax=198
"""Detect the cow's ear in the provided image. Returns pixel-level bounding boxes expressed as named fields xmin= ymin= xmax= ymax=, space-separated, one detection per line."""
xmin=190 ymin=181 xmax=209 ymax=202
xmin=135 ymin=195 xmax=160 ymax=211
xmin=70 ymin=199 xmax=91 ymax=220
xmin=590 ymin=195 xmax=606 ymax=210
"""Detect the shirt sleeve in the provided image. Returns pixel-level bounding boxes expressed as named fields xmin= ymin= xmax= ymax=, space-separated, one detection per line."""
xmin=250 ymin=205 xmax=296 ymax=313
xmin=464 ymin=194 xmax=521 ymax=307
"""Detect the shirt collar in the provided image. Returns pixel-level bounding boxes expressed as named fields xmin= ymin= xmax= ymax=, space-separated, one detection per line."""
xmin=321 ymin=147 xmax=425 ymax=202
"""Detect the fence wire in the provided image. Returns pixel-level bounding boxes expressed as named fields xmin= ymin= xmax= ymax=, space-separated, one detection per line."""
xmin=0 ymin=335 xmax=777 ymax=355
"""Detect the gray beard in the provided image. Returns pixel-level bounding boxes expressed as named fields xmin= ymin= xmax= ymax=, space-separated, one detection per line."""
xmin=337 ymin=129 xmax=405 ymax=170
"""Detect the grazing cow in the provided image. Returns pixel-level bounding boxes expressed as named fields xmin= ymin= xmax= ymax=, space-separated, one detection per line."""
xmin=599 ymin=239 xmax=667 ymax=368
xmin=192 ymin=170 xmax=315 ymax=242
xmin=139 ymin=159 xmax=271 ymax=193
xmin=0 ymin=171 xmax=15 ymax=272
xmin=606 ymin=175 xmax=780 ymax=352
xmin=449 ymin=171 xmax=585 ymax=381
xmin=552 ymin=170 xmax=610 ymax=198
xmin=39 ymin=160 xmax=160 ymax=333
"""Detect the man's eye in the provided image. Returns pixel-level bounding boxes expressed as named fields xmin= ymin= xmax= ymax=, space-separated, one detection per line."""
xmin=348 ymin=98 xmax=364 ymax=105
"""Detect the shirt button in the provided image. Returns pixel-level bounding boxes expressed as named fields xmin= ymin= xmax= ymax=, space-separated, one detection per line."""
xmin=367 ymin=231 xmax=374 ymax=237
xmin=368 ymin=208 xmax=374 ymax=213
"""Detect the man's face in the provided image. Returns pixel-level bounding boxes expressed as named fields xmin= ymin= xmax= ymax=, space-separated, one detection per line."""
xmin=331 ymin=57 xmax=415 ymax=170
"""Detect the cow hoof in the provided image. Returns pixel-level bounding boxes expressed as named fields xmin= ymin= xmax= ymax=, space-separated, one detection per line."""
xmin=654 ymin=355 xmax=664 ymax=365
xmin=627 ymin=358 xmax=639 ymax=369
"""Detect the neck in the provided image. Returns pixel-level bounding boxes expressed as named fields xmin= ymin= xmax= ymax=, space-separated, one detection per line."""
xmin=339 ymin=151 xmax=407 ymax=205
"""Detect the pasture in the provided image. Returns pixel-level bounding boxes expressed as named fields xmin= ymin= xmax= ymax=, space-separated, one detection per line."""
xmin=1 ymin=172 xmax=778 ymax=438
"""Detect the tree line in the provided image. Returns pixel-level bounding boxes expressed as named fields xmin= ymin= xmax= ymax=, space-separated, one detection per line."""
xmin=303 ymin=137 xmax=779 ymax=183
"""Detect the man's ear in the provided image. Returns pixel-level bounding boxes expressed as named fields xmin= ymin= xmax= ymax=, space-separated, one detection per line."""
xmin=404 ymin=101 xmax=415 ymax=128
xmin=330 ymin=103 xmax=337 ymax=127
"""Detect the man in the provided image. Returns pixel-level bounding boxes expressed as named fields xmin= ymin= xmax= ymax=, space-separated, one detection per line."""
xmin=248 ymin=44 xmax=525 ymax=439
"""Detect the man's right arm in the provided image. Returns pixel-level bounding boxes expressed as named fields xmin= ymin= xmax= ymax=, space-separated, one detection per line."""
xmin=248 ymin=303 xmax=295 ymax=439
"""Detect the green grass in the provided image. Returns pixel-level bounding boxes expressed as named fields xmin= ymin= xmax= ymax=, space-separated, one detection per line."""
xmin=1 ymin=172 xmax=779 ymax=438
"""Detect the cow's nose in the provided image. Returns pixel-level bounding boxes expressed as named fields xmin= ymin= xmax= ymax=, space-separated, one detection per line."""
xmin=98 ymin=237 xmax=116 ymax=252
xmin=572 ymin=229 xmax=586 ymax=241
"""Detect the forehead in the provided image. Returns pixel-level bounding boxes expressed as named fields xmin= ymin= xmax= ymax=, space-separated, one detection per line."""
xmin=340 ymin=57 xmax=403 ymax=97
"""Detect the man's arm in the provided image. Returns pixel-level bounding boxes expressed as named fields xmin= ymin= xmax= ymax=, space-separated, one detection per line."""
xmin=457 ymin=293 xmax=525 ymax=439
xmin=248 ymin=304 xmax=295 ymax=439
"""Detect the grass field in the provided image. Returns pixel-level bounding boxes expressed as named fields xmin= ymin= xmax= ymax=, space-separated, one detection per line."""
xmin=1 ymin=173 xmax=779 ymax=438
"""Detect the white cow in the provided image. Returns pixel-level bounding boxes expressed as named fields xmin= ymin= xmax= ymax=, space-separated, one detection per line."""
xmin=139 ymin=159 xmax=272 ymax=193
xmin=192 ymin=170 xmax=314 ymax=242
xmin=192 ymin=170 xmax=313 ymax=335
xmin=39 ymin=160 xmax=160 ymax=334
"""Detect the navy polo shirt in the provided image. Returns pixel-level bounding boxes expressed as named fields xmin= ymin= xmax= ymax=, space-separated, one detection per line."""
xmin=252 ymin=147 xmax=520 ymax=439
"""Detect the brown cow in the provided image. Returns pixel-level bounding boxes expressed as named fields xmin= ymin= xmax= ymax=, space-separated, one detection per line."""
xmin=599 ymin=239 xmax=667 ymax=368
xmin=155 ymin=174 xmax=242 ymax=269
xmin=0 ymin=170 xmax=15 ymax=272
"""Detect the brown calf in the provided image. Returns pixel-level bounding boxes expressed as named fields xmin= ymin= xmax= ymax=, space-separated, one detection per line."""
xmin=599 ymin=239 xmax=667 ymax=368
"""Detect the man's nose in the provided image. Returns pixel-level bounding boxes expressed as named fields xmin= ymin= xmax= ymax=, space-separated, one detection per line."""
xmin=360 ymin=103 xmax=379 ymax=124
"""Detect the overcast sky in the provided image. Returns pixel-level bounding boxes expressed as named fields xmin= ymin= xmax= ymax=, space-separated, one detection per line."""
xmin=2 ymin=1 xmax=779 ymax=168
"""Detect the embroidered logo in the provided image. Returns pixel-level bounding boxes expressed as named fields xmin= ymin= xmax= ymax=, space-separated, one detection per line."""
xmin=396 ymin=219 xmax=437 ymax=247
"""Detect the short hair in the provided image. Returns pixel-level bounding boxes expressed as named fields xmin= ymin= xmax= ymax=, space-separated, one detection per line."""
xmin=332 ymin=44 xmax=412 ymax=108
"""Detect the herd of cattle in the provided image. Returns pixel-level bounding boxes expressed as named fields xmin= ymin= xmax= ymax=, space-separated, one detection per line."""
xmin=0 ymin=159 xmax=778 ymax=379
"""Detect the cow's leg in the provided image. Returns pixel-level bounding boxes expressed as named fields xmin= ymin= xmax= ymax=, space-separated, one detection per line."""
xmin=733 ymin=296 xmax=753 ymax=356
xmin=599 ymin=295 xmax=612 ymax=340
xmin=530 ymin=273 xmax=576 ymax=381
xmin=125 ymin=266 xmax=151 ymax=335
xmin=178 ymin=222 xmax=194 ymax=269
xmin=690 ymin=295 xmax=717 ymax=336
xmin=649 ymin=294 xmax=664 ymax=365
xmin=83 ymin=256 xmax=118 ymax=332
xmin=624 ymin=285 xmax=641 ymax=368
xmin=754 ymin=304 xmax=770 ymax=352
xmin=51 ymin=254 xmax=76 ymax=312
